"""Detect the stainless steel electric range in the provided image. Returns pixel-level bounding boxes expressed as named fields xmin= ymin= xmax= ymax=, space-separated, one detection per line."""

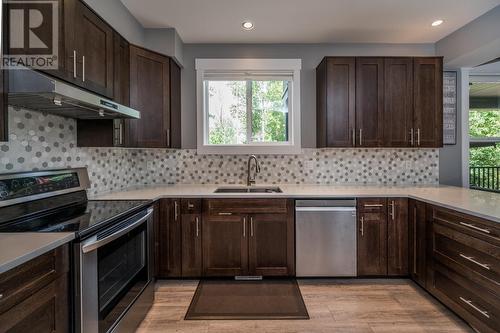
xmin=0 ymin=168 xmax=154 ymax=333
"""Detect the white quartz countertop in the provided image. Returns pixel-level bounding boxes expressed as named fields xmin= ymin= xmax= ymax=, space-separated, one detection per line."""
xmin=93 ymin=184 xmax=500 ymax=223
xmin=0 ymin=233 xmax=74 ymax=274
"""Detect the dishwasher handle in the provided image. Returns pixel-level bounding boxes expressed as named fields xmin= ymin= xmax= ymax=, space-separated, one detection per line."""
xmin=295 ymin=207 xmax=356 ymax=212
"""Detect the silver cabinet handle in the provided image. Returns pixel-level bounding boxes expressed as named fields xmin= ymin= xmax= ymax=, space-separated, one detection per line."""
xmin=119 ymin=121 xmax=123 ymax=145
xmin=174 ymin=201 xmax=179 ymax=221
xmin=352 ymin=128 xmax=356 ymax=147
xmin=364 ymin=204 xmax=384 ymax=208
xmin=416 ymin=128 xmax=421 ymax=146
xmin=218 ymin=212 xmax=232 ymax=216
xmin=73 ymin=50 xmax=77 ymax=78
xmin=359 ymin=128 xmax=363 ymax=146
xmin=459 ymin=254 xmax=490 ymax=270
xmin=410 ymin=128 xmax=414 ymax=146
xmin=197 ymin=217 xmax=200 ymax=237
xmin=459 ymin=222 xmax=490 ymax=234
xmin=360 ymin=216 xmax=364 ymax=237
xmin=243 ymin=217 xmax=246 ymax=238
xmin=166 ymin=129 xmax=171 ymax=147
xmin=188 ymin=202 xmax=195 ymax=209
xmin=0 ymin=294 xmax=3 ymax=300
xmin=389 ymin=201 xmax=395 ymax=220
xmin=82 ymin=55 xmax=85 ymax=82
xmin=459 ymin=297 xmax=490 ymax=318
xmin=250 ymin=217 xmax=254 ymax=237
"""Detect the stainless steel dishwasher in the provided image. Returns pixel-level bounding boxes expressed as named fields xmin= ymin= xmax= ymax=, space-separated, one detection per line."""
xmin=295 ymin=199 xmax=357 ymax=277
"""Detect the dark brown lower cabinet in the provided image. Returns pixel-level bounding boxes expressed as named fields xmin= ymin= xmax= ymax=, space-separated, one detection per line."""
xmin=202 ymin=213 xmax=248 ymax=277
xmin=181 ymin=213 xmax=202 ymax=277
xmin=357 ymin=198 xmax=388 ymax=276
xmin=157 ymin=199 xmax=181 ymax=278
xmin=387 ymin=198 xmax=409 ymax=275
xmin=408 ymin=199 xmax=427 ymax=287
xmin=426 ymin=205 xmax=500 ymax=333
xmin=248 ymin=209 xmax=295 ymax=276
xmin=0 ymin=245 xmax=69 ymax=333
xmin=203 ymin=199 xmax=294 ymax=277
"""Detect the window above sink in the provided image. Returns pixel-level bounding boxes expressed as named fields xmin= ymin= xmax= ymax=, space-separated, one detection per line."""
xmin=196 ymin=59 xmax=302 ymax=155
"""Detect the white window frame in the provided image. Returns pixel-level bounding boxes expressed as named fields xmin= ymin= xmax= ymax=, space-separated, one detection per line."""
xmin=196 ymin=58 xmax=301 ymax=155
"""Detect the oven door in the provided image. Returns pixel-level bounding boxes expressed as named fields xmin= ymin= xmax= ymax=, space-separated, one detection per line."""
xmin=75 ymin=207 xmax=154 ymax=333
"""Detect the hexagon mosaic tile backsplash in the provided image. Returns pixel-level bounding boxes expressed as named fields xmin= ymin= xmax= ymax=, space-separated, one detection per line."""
xmin=0 ymin=107 xmax=439 ymax=196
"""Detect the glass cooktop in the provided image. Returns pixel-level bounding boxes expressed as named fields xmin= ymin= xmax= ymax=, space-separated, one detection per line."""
xmin=0 ymin=199 xmax=151 ymax=238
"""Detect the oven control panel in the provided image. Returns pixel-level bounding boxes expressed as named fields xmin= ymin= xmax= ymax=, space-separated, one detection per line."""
xmin=0 ymin=172 xmax=80 ymax=201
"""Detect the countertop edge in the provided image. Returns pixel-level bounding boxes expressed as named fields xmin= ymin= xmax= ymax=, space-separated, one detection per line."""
xmin=0 ymin=233 xmax=75 ymax=274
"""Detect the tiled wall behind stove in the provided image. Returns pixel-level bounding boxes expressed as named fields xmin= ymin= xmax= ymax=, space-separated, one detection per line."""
xmin=0 ymin=107 xmax=439 ymax=196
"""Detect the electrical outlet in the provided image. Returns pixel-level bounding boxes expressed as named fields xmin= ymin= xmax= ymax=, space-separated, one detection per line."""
xmin=305 ymin=160 xmax=314 ymax=169
xmin=405 ymin=161 xmax=412 ymax=170
xmin=147 ymin=160 xmax=155 ymax=170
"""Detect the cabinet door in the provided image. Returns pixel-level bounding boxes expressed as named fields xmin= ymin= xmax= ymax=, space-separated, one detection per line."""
xmin=383 ymin=58 xmax=413 ymax=147
xmin=413 ymin=57 xmax=443 ymax=148
xmin=357 ymin=199 xmax=387 ymax=276
xmin=73 ymin=0 xmax=114 ymax=98
xmin=113 ymin=32 xmax=130 ymax=106
xmin=129 ymin=46 xmax=170 ymax=148
xmin=181 ymin=213 xmax=202 ymax=277
xmin=0 ymin=276 xmax=69 ymax=333
xmin=202 ymin=215 xmax=248 ymax=277
xmin=158 ymin=199 xmax=181 ymax=277
xmin=409 ymin=199 xmax=427 ymax=287
xmin=317 ymin=57 xmax=356 ymax=147
xmin=387 ymin=198 xmax=409 ymax=276
xmin=355 ymin=58 xmax=384 ymax=147
xmin=169 ymin=60 xmax=181 ymax=148
xmin=248 ymin=211 xmax=294 ymax=276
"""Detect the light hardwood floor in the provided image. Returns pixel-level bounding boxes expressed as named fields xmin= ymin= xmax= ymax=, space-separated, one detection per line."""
xmin=137 ymin=279 xmax=473 ymax=333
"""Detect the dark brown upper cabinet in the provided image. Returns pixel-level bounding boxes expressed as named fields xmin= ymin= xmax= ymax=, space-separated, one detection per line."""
xmin=383 ymin=58 xmax=413 ymax=147
xmin=414 ymin=57 xmax=443 ymax=147
xmin=316 ymin=57 xmax=355 ymax=147
xmin=355 ymin=58 xmax=384 ymax=147
xmin=65 ymin=0 xmax=115 ymax=98
xmin=129 ymin=45 xmax=181 ymax=148
xmin=317 ymin=56 xmax=443 ymax=148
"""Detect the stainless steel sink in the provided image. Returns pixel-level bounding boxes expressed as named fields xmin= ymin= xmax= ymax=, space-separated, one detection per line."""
xmin=214 ymin=186 xmax=283 ymax=194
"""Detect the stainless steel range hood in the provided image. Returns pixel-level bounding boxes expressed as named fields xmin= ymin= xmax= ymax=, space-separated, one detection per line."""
xmin=8 ymin=69 xmax=140 ymax=119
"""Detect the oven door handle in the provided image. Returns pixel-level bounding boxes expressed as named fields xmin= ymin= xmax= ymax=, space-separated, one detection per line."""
xmin=82 ymin=208 xmax=154 ymax=253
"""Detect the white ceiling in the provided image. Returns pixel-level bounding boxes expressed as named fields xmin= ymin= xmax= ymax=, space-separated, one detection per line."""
xmin=120 ymin=0 xmax=500 ymax=44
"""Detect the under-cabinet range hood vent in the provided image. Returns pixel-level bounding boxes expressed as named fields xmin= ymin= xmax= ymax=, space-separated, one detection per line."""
xmin=8 ymin=69 xmax=140 ymax=119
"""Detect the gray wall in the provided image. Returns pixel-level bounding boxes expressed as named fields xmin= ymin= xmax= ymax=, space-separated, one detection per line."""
xmin=437 ymin=5 xmax=500 ymax=186
xmin=181 ymin=43 xmax=435 ymax=148
xmin=436 ymin=5 xmax=500 ymax=69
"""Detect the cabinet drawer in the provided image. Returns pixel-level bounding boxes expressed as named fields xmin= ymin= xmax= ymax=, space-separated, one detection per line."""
xmin=433 ymin=223 xmax=499 ymax=288
xmin=358 ymin=198 xmax=387 ymax=212
xmin=431 ymin=206 xmax=500 ymax=242
xmin=206 ymin=199 xmax=288 ymax=215
xmin=432 ymin=263 xmax=499 ymax=332
xmin=0 ymin=245 xmax=69 ymax=314
xmin=181 ymin=199 xmax=202 ymax=214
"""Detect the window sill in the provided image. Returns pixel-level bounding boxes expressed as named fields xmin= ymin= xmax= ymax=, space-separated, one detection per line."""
xmin=196 ymin=145 xmax=302 ymax=155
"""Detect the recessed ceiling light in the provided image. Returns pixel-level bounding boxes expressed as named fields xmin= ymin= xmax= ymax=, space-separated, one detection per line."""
xmin=242 ymin=21 xmax=254 ymax=30
xmin=431 ymin=19 xmax=444 ymax=27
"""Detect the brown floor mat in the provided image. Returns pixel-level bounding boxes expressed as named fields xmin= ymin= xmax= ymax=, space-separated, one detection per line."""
xmin=185 ymin=279 xmax=309 ymax=320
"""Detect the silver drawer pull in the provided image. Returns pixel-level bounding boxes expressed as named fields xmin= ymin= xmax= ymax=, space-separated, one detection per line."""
xmin=0 ymin=293 xmax=3 ymax=299
xmin=459 ymin=254 xmax=491 ymax=270
xmin=459 ymin=222 xmax=490 ymax=234
xmin=218 ymin=212 xmax=232 ymax=216
xmin=188 ymin=203 xmax=195 ymax=209
xmin=459 ymin=297 xmax=490 ymax=318
xmin=364 ymin=204 xmax=384 ymax=208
